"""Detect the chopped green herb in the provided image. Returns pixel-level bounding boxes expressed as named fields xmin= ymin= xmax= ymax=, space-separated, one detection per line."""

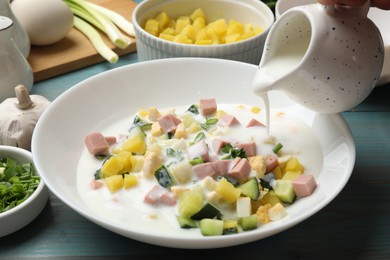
xmin=194 ymin=132 xmax=206 ymax=143
xmin=273 ymin=143 xmax=283 ymax=153
xmin=0 ymin=157 xmax=40 ymax=213
xmin=200 ymin=117 xmax=218 ymax=130
xmin=187 ymin=104 xmax=199 ymax=114
xmin=131 ymin=115 xmax=152 ymax=131
xmin=189 ymin=157 xmax=204 ymax=166
xmin=259 ymin=178 xmax=273 ymax=190
xmin=220 ymin=143 xmax=247 ymax=159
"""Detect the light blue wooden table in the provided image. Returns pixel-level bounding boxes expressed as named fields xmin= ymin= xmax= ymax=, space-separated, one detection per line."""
xmin=1 ymin=2 xmax=390 ymax=258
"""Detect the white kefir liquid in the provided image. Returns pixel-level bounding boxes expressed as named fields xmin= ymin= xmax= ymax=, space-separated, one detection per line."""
xmin=76 ymin=103 xmax=323 ymax=236
xmin=254 ymin=35 xmax=310 ymax=134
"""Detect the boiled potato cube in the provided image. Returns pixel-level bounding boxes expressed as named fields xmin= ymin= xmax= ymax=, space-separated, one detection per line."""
xmin=173 ymin=34 xmax=192 ymax=44
xmin=180 ymin=25 xmax=197 ymax=42
xmin=105 ymin=175 xmax=124 ymax=192
xmin=192 ymin=17 xmax=206 ymax=32
xmin=195 ymin=28 xmax=209 ymax=42
xmin=101 ymin=157 xmax=124 ymax=177
xmin=227 ymin=19 xmax=244 ymax=36
xmin=122 ymin=127 xmax=147 ymax=155
xmin=161 ymin=27 xmax=176 ymax=35
xmin=116 ymin=151 xmax=133 ymax=173
xmin=190 ymin=8 xmax=206 ymax=21
xmin=241 ymin=31 xmax=255 ymax=40
xmin=282 ymin=170 xmax=302 ymax=181
xmin=159 ymin=33 xmax=175 ymax=42
xmin=225 ymin=33 xmax=241 ymax=44
xmin=155 ymin=11 xmax=170 ymax=30
xmin=215 ymin=178 xmax=241 ymax=203
xmin=144 ymin=19 xmax=160 ymax=36
xmin=123 ymin=174 xmax=138 ymax=188
xmin=209 ymin=19 xmax=228 ymax=38
xmin=175 ymin=18 xmax=191 ymax=34
xmin=285 ymin=157 xmax=304 ymax=172
xmin=195 ymin=39 xmax=213 ymax=45
xmin=205 ymin=27 xmax=220 ymax=44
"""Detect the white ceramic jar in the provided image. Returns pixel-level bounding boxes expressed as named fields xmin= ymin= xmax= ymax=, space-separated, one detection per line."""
xmin=0 ymin=0 xmax=30 ymax=58
xmin=0 ymin=16 xmax=33 ymax=102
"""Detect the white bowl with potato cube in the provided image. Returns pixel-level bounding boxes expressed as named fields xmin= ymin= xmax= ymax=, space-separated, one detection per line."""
xmin=132 ymin=0 xmax=274 ymax=64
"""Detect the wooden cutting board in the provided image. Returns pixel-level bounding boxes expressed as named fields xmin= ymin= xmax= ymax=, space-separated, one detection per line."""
xmin=28 ymin=0 xmax=137 ymax=82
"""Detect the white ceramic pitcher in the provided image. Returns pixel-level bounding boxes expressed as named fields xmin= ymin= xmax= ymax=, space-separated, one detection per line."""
xmin=252 ymin=2 xmax=384 ymax=114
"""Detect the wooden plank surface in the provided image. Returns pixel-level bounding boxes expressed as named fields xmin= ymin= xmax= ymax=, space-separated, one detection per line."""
xmin=27 ymin=0 xmax=137 ymax=82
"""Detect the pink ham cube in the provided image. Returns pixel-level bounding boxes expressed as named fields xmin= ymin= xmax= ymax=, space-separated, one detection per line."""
xmin=218 ymin=114 xmax=240 ymax=127
xmin=192 ymin=162 xmax=216 ymax=179
xmin=199 ymin=98 xmax=217 ymax=115
xmin=236 ymin=142 xmax=257 ymax=157
xmin=229 ymin=158 xmax=251 ymax=183
xmin=246 ymin=118 xmax=265 ymax=128
xmin=157 ymin=114 xmax=182 ymax=133
xmin=212 ymin=138 xmax=228 ymax=154
xmin=292 ymin=175 xmax=317 ymax=197
xmin=84 ymin=132 xmax=110 ymax=155
xmin=213 ymin=160 xmax=232 ymax=176
xmin=186 ymin=140 xmax=210 ymax=162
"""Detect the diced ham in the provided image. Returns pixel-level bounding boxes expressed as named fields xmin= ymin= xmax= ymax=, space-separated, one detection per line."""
xmin=236 ymin=142 xmax=257 ymax=157
xmin=104 ymin=136 xmax=117 ymax=145
xmin=218 ymin=114 xmax=240 ymax=127
xmin=84 ymin=132 xmax=110 ymax=155
xmin=144 ymin=185 xmax=165 ymax=205
xmin=187 ymin=140 xmax=210 ymax=162
xmin=90 ymin=180 xmax=103 ymax=189
xmin=160 ymin=192 xmax=177 ymax=206
xmin=212 ymin=138 xmax=228 ymax=154
xmin=144 ymin=185 xmax=176 ymax=206
xmin=213 ymin=160 xmax=232 ymax=176
xmin=265 ymin=155 xmax=279 ymax=172
xmin=157 ymin=114 xmax=182 ymax=133
xmin=228 ymin=158 xmax=251 ymax=183
xmin=246 ymin=118 xmax=265 ymax=128
xmin=199 ymin=98 xmax=217 ymax=116
xmin=292 ymin=175 xmax=317 ymax=197
xmin=192 ymin=162 xmax=216 ymax=179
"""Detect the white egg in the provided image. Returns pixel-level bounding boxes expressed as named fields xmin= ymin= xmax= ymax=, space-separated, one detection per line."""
xmin=11 ymin=0 xmax=73 ymax=46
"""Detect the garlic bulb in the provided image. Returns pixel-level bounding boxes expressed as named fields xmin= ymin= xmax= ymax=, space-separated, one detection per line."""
xmin=0 ymin=85 xmax=50 ymax=151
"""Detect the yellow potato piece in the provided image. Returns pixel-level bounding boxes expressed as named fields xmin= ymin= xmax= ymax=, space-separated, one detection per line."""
xmin=190 ymin=8 xmax=206 ymax=21
xmin=143 ymin=8 xmax=261 ymax=45
xmin=155 ymin=11 xmax=170 ymax=30
xmin=144 ymin=19 xmax=160 ymax=36
xmin=105 ymin=175 xmax=124 ymax=193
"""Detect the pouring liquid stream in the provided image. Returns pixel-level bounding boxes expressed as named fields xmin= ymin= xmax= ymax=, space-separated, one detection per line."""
xmin=254 ymin=36 xmax=309 ymax=135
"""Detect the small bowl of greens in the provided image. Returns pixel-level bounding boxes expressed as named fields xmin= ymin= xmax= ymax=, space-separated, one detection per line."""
xmin=0 ymin=145 xmax=48 ymax=237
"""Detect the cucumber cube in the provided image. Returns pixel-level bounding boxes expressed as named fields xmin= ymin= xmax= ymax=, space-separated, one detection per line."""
xmin=238 ymin=177 xmax=260 ymax=200
xmin=274 ymin=180 xmax=296 ymax=203
xmin=176 ymin=216 xmax=197 ymax=229
xmin=199 ymin=219 xmax=224 ymax=236
xmin=223 ymin=220 xmax=239 ymax=235
xmin=240 ymin=214 xmax=258 ymax=231
xmin=191 ymin=203 xmax=222 ymax=220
